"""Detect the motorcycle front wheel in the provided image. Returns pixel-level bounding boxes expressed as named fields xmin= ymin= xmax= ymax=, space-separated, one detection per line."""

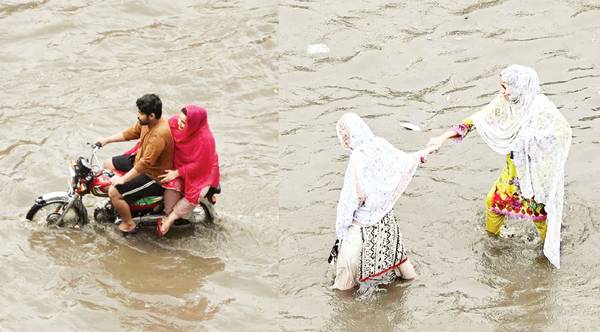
xmin=26 ymin=197 xmax=88 ymax=227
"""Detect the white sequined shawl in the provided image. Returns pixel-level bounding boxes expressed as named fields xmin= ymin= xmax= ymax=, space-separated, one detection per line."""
xmin=471 ymin=65 xmax=572 ymax=268
xmin=335 ymin=113 xmax=421 ymax=240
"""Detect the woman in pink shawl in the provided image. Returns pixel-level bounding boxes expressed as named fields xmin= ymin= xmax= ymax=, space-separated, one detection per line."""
xmin=156 ymin=104 xmax=220 ymax=236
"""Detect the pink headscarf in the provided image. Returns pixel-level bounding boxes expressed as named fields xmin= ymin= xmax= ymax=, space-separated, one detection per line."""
xmin=169 ymin=104 xmax=220 ymax=204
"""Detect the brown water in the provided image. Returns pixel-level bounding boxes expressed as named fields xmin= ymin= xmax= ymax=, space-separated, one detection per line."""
xmin=0 ymin=1 xmax=277 ymax=331
xmin=2 ymin=0 xmax=600 ymax=331
xmin=279 ymin=0 xmax=600 ymax=331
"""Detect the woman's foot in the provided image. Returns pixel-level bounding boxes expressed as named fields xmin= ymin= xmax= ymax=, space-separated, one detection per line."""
xmin=156 ymin=217 xmax=175 ymax=237
xmin=156 ymin=217 xmax=167 ymax=237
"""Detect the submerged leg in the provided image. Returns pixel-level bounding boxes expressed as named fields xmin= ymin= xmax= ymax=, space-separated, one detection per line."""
xmin=398 ymin=257 xmax=416 ymax=280
xmin=332 ymin=225 xmax=361 ymax=290
xmin=532 ymin=219 xmax=548 ymax=241
xmin=485 ymin=185 xmax=505 ymax=236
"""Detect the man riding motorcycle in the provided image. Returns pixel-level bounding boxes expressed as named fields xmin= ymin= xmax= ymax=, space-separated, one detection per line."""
xmin=96 ymin=94 xmax=174 ymax=233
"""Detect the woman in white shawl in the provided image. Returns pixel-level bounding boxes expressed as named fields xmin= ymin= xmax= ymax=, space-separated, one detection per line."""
xmin=427 ymin=64 xmax=572 ymax=268
xmin=332 ymin=113 xmax=435 ymax=290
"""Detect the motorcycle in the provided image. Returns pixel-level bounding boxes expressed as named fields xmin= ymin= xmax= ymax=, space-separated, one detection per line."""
xmin=26 ymin=143 xmax=220 ymax=231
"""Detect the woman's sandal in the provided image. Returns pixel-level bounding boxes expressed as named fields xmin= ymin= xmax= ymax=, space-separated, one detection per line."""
xmin=156 ymin=218 xmax=167 ymax=238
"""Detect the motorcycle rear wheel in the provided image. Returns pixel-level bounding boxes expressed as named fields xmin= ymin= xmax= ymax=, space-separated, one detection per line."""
xmin=194 ymin=201 xmax=215 ymax=223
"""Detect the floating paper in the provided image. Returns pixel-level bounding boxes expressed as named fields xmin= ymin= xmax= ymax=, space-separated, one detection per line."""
xmin=400 ymin=122 xmax=422 ymax=131
xmin=306 ymin=43 xmax=330 ymax=55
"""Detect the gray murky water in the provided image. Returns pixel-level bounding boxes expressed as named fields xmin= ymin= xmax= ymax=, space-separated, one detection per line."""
xmin=0 ymin=1 xmax=277 ymax=331
xmin=279 ymin=0 xmax=600 ymax=331
xmin=2 ymin=0 xmax=600 ymax=331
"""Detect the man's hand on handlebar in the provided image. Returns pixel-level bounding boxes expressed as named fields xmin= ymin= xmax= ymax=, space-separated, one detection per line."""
xmin=94 ymin=138 xmax=108 ymax=147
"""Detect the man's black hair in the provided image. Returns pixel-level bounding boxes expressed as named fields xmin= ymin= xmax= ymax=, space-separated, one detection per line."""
xmin=136 ymin=94 xmax=162 ymax=119
xmin=181 ymin=107 xmax=187 ymax=115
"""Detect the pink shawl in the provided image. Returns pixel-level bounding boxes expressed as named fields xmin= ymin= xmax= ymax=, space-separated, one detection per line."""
xmin=169 ymin=105 xmax=220 ymax=203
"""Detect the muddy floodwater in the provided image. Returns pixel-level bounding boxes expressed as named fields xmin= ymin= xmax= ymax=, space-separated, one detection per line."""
xmin=0 ymin=1 xmax=277 ymax=331
xmin=279 ymin=0 xmax=600 ymax=331
xmin=2 ymin=0 xmax=600 ymax=331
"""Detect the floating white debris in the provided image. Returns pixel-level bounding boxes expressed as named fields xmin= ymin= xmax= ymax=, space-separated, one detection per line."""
xmin=400 ymin=122 xmax=421 ymax=131
xmin=306 ymin=43 xmax=330 ymax=55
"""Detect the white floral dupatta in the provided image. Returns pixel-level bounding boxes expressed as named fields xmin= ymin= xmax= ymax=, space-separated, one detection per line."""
xmin=471 ymin=65 xmax=572 ymax=268
xmin=335 ymin=113 xmax=421 ymax=240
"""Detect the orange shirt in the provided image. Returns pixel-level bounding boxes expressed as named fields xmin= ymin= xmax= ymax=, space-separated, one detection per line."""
xmin=122 ymin=118 xmax=174 ymax=181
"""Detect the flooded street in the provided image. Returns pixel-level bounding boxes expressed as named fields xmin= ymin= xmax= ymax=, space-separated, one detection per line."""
xmin=2 ymin=0 xmax=600 ymax=331
xmin=279 ymin=0 xmax=600 ymax=330
xmin=0 ymin=1 xmax=277 ymax=331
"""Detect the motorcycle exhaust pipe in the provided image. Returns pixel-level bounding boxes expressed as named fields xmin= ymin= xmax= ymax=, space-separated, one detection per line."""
xmin=114 ymin=214 xmax=163 ymax=226
xmin=134 ymin=214 xmax=162 ymax=225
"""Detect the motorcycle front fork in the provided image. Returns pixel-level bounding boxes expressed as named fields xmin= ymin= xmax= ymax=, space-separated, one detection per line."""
xmin=56 ymin=193 xmax=81 ymax=226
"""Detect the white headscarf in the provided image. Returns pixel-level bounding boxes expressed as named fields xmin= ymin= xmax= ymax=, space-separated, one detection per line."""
xmin=335 ymin=113 xmax=421 ymax=240
xmin=471 ymin=65 xmax=572 ymax=268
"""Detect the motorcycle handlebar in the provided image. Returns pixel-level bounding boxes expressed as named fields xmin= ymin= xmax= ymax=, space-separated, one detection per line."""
xmin=86 ymin=142 xmax=103 ymax=168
